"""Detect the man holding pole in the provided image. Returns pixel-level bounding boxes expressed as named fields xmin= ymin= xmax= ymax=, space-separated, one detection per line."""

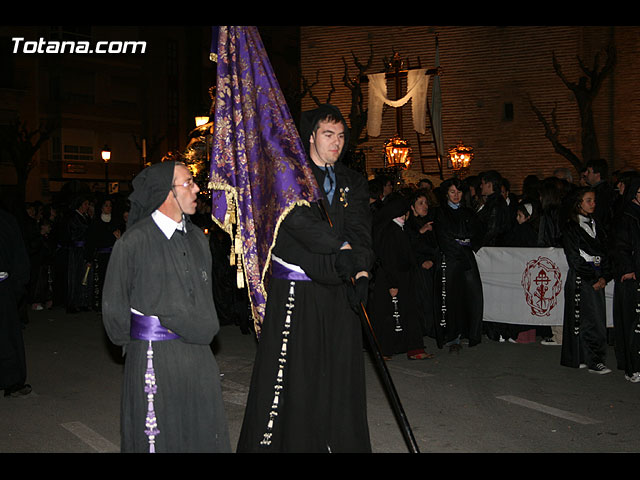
xmin=237 ymin=104 xmax=374 ymax=453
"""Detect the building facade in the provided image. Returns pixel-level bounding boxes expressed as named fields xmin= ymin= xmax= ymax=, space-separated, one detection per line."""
xmin=0 ymin=25 xmax=215 ymax=204
xmin=299 ymin=26 xmax=638 ymax=191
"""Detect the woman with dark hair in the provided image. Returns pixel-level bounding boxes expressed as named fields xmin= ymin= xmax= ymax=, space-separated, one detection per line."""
xmin=536 ymin=177 xmax=571 ymax=345
xmin=405 ymin=189 xmax=439 ymax=338
xmin=611 ymin=176 xmax=640 ymax=382
xmin=560 ymin=187 xmax=612 ymax=374
xmin=370 ymin=193 xmax=433 ymax=360
xmin=461 ymin=175 xmax=482 ymax=211
xmin=537 ymin=177 xmax=565 ymax=248
xmin=433 ymin=178 xmax=483 ymax=352
xmin=521 ymin=174 xmax=541 ymax=205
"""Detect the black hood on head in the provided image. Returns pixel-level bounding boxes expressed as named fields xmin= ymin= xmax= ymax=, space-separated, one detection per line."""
xmin=300 ymin=103 xmax=350 ymax=162
xmin=127 ymin=161 xmax=178 ymax=229
xmin=377 ymin=192 xmax=410 ymax=224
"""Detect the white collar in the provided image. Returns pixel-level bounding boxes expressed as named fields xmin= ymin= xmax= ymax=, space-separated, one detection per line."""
xmin=151 ymin=210 xmax=186 ymax=239
xmin=578 ymin=214 xmax=596 ymax=238
xmin=392 ymin=217 xmax=405 ymax=229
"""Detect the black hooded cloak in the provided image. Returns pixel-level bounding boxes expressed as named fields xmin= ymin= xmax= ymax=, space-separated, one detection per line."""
xmin=0 ymin=208 xmax=30 ymax=394
xmin=560 ymin=191 xmax=612 ymax=370
xmin=433 ymin=195 xmax=484 ymax=349
xmin=237 ymin=104 xmax=373 ymax=453
xmin=101 ymin=161 xmax=231 ymax=452
xmin=370 ymin=194 xmax=426 ymax=356
xmin=611 ymin=177 xmax=640 ymax=377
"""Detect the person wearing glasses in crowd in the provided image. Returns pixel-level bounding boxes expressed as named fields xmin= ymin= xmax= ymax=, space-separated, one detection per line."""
xmin=102 ymin=160 xmax=231 ymax=453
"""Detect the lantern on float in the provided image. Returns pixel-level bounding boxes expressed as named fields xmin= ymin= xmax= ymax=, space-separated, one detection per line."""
xmin=448 ymin=141 xmax=473 ymax=177
xmin=384 ymin=134 xmax=412 ymax=169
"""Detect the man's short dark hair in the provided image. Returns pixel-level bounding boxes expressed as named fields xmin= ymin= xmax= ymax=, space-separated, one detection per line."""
xmin=480 ymin=170 xmax=503 ymax=192
xmin=312 ymin=112 xmax=344 ymax=134
xmin=586 ymin=158 xmax=609 ymax=179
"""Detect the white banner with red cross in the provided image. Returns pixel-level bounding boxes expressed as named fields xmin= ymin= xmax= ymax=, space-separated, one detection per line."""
xmin=475 ymin=247 xmax=613 ymax=327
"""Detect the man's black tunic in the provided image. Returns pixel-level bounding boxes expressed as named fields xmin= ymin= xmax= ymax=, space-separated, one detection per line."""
xmin=102 ymin=162 xmax=230 ymax=453
xmin=237 ymin=105 xmax=373 ymax=453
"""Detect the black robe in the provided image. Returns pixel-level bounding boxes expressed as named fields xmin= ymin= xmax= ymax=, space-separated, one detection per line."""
xmin=102 ymin=215 xmax=231 ymax=453
xmin=560 ymin=217 xmax=612 ymax=369
xmin=611 ymin=201 xmax=640 ymax=376
xmin=0 ymin=208 xmax=30 ymax=393
xmin=433 ymin=203 xmax=483 ymax=348
xmin=370 ymin=218 xmax=425 ymax=356
xmin=237 ymin=159 xmax=373 ymax=453
xmin=405 ymin=213 xmax=439 ymax=337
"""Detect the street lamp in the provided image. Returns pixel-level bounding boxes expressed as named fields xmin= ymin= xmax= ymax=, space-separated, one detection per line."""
xmin=448 ymin=141 xmax=473 ymax=178
xmin=101 ymin=145 xmax=111 ymax=193
xmin=383 ymin=134 xmax=412 ymax=170
xmin=195 ymin=115 xmax=209 ymax=128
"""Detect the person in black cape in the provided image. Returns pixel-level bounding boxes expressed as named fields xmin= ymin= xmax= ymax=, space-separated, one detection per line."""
xmin=370 ymin=192 xmax=434 ymax=360
xmin=476 ymin=170 xmax=517 ymax=342
xmin=560 ymin=187 xmax=613 ymax=374
xmin=101 ymin=161 xmax=231 ymax=452
xmin=502 ymin=201 xmax=541 ymax=343
xmin=237 ymin=104 xmax=374 ymax=453
xmin=405 ymin=189 xmax=439 ymax=339
xmin=0 ymin=206 xmax=32 ymax=397
xmin=433 ymin=177 xmax=483 ymax=352
xmin=610 ymin=176 xmax=640 ymax=382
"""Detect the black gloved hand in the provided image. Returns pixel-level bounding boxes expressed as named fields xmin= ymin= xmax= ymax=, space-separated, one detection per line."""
xmin=347 ymin=275 xmax=369 ymax=313
xmin=335 ymin=248 xmax=357 ymax=281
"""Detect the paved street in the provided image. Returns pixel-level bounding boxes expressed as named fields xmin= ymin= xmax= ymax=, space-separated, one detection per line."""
xmin=2 ymin=306 xmax=640 ymax=453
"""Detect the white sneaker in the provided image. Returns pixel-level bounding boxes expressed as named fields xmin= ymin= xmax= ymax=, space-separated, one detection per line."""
xmin=625 ymin=372 xmax=640 ymax=383
xmin=579 ymin=363 xmax=588 ymax=369
xmin=541 ymin=338 xmax=559 ymax=345
xmin=588 ymin=363 xmax=612 ymax=375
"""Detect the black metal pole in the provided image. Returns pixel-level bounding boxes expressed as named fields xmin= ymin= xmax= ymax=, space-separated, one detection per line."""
xmin=355 ymin=292 xmax=420 ymax=453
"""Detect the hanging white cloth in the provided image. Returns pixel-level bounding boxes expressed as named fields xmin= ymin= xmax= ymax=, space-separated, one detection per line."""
xmin=367 ymin=68 xmax=430 ymax=137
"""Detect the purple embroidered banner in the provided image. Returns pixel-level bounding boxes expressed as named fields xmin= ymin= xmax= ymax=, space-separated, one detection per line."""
xmin=209 ymin=26 xmax=321 ymax=335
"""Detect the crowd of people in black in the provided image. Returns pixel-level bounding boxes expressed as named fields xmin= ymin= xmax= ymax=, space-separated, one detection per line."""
xmin=4 ymin=156 xmax=640 ymax=399
xmin=3 ymin=187 xmax=251 ymax=331
xmin=1 ymin=191 xmax=129 ymax=397
xmin=366 ymin=159 xmax=640 ymax=383
xmin=12 ymin=194 xmax=128 ymax=318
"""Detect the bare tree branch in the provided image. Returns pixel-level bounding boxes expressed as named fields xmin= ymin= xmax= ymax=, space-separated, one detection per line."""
xmin=529 ymin=97 xmax=582 ymax=171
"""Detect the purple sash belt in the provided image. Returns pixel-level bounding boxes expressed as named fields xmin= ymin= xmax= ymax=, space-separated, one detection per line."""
xmin=96 ymin=247 xmax=113 ymax=254
xmin=130 ymin=312 xmax=180 ymax=341
xmin=271 ymin=259 xmax=312 ymax=281
xmin=130 ymin=312 xmax=179 ymax=453
xmin=73 ymin=241 xmax=85 ymax=247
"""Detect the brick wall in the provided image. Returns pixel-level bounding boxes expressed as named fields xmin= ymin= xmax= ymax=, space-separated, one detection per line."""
xmin=300 ymin=26 xmax=636 ymax=193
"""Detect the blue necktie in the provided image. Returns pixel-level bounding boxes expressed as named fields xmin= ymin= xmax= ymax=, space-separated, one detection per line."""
xmin=323 ymin=165 xmax=335 ymax=204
